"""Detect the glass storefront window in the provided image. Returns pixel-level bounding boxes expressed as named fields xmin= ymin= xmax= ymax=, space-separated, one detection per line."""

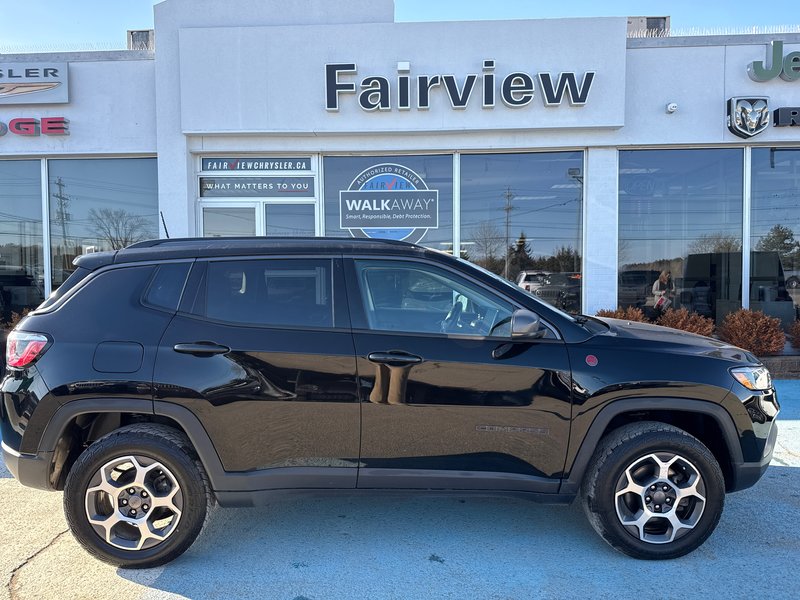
xmin=48 ymin=158 xmax=158 ymax=288
xmin=751 ymin=148 xmax=800 ymax=346
xmin=323 ymin=155 xmax=453 ymax=252
xmin=0 ymin=161 xmax=44 ymax=326
xmin=460 ymin=152 xmax=583 ymax=313
xmin=265 ymin=203 xmax=315 ymax=236
xmin=202 ymin=207 xmax=256 ymax=237
xmin=618 ymin=149 xmax=743 ymax=325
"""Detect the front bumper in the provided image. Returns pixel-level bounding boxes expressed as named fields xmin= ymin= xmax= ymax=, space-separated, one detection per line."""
xmin=729 ymin=420 xmax=778 ymax=492
xmin=1 ymin=440 xmax=54 ymax=491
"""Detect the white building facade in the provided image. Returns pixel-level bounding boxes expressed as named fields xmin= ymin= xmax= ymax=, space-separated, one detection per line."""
xmin=1 ymin=0 xmax=799 ymax=348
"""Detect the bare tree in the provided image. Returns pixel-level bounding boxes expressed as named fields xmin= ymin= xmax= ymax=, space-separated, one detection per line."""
xmin=688 ymin=233 xmax=742 ymax=254
xmin=470 ymin=220 xmax=504 ymax=261
xmin=88 ymin=208 xmax=153 ymax=250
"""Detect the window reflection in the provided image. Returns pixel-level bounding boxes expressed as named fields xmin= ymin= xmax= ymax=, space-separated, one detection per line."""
xmin=751 ymin=148 xmax=800 ymax=345
xmin=618 ymin=149 xmax=743 ymax=324
xmin=49 ymin=158 xmax=158 ymax=288
xmin=0 ymin=160 xmax=44 ymax=326
xmin=460 ymin=152 xmax=583 ymax=313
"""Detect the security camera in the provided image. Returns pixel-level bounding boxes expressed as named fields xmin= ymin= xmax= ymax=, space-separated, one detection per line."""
xmin=666 ymin=102 xmax=678 ymax=113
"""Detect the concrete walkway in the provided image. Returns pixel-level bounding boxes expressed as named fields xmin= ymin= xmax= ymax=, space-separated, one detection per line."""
xmin=2 ymin=382 xmax=798 ymax=599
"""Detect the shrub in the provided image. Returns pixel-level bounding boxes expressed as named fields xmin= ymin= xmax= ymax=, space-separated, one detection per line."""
xmin=595 ymin=306 xmax=649 ymax=322
xmin=655 ymin=308 xmax=715 ymax=337
xmin=2 ymin=309 xmax=30 ymax=331
xmin=789 ymin=320 xmax=800 ymax=349
xmin=717 ymin=309 xmax=785 ymax=356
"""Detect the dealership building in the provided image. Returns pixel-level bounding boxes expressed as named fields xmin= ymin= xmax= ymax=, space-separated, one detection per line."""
xmin=1 ymin=0 xmax=799 ymax=350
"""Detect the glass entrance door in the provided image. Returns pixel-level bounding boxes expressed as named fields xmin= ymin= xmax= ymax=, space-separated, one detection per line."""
xmin=202 ymin=206 xmax=256 ymax=237
xmin=265 ymin=203 xmax=315 ymax=237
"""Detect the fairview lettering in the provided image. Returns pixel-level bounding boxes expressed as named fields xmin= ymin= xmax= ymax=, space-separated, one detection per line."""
xmin=325 ymin=60 xmax=595 ymax=111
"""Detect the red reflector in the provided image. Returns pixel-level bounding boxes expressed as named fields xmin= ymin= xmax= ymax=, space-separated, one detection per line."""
xmin=5 ymin=332 xmax=49 ymax=368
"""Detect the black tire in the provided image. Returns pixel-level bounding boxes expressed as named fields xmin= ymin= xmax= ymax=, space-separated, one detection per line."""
xmin=64 ymin=423 xmax=212 ymax=568
xmin=580 ymin=421 xmax=725 ymax=560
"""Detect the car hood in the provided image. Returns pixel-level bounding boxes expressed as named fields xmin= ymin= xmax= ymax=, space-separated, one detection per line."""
xmin=595 ymin=317 xmax=760 ymax=364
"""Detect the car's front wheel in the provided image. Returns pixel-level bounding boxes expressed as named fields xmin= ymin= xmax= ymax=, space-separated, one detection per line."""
xmin=580 ymin=421 xmax=725 ymax=559
xmin=64 ymin=423 xmax=212 ymax=568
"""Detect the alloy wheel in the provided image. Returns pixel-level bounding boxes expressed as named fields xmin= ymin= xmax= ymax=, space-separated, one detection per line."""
xmin=84 ymin=455 xmax=183 ymax=551
xmin=614 ymin=452 xmax=706 ymax=544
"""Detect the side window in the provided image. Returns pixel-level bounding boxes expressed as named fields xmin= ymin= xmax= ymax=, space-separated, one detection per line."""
xmin=355 ymin=260 xmax=514 ymax=337
xmin=203 ymin=259 xmax=333 ymax=328
xmin=143 ymin=262 xmax=192 ymax=312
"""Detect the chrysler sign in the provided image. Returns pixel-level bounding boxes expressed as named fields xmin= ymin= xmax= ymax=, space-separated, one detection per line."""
xmin=0 ymin=63 xmax=69 ymax=104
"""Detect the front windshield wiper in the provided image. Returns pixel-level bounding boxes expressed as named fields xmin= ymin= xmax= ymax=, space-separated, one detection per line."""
xmin=573 ymin=315 xmax=589 ymax=324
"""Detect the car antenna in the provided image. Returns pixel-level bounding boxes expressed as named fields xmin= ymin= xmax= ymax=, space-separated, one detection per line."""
xmin=159 ymin=211 xmax=170 ymax=238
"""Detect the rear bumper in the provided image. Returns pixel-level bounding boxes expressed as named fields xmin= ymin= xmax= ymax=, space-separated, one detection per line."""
xmin=1 ymin=440 xmax=54 ymax=491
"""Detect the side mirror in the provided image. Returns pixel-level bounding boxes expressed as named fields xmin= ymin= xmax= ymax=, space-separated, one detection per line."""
xmin=511 ymin=309 xmax=546 ymax=339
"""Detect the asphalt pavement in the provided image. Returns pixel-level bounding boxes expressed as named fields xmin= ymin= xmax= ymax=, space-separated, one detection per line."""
xmin=2 ymin=382 xmax=799 ymax=600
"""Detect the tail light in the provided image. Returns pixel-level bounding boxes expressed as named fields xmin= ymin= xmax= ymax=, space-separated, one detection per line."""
xmin=6 ymin=331 xmax=49 ymax=368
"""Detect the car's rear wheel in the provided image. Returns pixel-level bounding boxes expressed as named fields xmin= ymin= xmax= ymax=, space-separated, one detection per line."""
xmin=580 ymin=421 xmax=725 ymax=559
xmin=64 ymin=423 xmax=212 ymax=568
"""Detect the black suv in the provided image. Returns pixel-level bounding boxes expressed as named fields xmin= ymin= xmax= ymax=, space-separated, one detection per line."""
xmin=1 ymin=238 xmax=779 ymax=567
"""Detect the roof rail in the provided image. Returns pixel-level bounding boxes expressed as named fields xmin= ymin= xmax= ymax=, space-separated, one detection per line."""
xmin=123 ymin=236 xmax=417 ymax=250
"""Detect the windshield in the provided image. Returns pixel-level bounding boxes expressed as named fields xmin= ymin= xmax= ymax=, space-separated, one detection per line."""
xmin=455 ymin=257 xmax=577 ymax=322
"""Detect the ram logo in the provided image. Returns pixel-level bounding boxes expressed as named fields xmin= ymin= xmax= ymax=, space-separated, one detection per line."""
xmin=727 ymin=97 xmax=770 ymax=138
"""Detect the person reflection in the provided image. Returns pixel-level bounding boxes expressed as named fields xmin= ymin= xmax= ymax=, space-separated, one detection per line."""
xmin=652 ymin=270 xmax=675 ymax=312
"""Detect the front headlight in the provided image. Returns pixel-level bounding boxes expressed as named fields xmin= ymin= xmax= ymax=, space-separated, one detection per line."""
xmin=730 ymin=366 xmax=772 ymax=391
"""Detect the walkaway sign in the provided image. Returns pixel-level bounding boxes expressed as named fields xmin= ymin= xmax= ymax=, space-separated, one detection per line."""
xmin=340 ymin=163 xmax=438 ymax=243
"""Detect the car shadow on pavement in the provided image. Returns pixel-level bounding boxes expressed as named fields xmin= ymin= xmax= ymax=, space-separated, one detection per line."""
xmin=119 ymin=465 xmax=800 ymax=599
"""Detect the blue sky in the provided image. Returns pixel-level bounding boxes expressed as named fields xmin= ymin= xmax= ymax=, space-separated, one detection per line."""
xmin=0 ymin=0 xmax=797 ymax=50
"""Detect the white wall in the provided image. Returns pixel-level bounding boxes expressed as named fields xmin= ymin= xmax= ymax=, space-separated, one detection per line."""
xmin=177 ymin=18 xmax=627 ymax=134
xmin=152 ymin=0 xmax=800 ymax=314
xmin=154 ymin=0 xmax=396 ymax=236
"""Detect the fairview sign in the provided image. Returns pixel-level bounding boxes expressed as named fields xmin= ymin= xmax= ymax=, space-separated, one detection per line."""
xmin=326 ymin=60 xmax=595 ymax=111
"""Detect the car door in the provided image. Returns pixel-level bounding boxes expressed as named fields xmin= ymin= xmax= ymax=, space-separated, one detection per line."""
xmin=344 ymin=257 xmax=573 ymax=493
xmin=153 ymin=255 xmax=360 ymax=488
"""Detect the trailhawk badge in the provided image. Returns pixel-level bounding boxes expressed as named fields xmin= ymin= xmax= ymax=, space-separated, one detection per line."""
xmin=340 ymin=163 xmax=439 ymax=244
xmin=727 ymin=97 xmax=770 ymax=138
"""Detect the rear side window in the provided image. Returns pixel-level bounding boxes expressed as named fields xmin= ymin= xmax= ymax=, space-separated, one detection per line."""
xmin=143 ymin=262 xmax=192 ymax=311
xmin=38 ymin=267 xmax=92 ymax=310
xmin=200 ymin=259 xmax=334 ymax=328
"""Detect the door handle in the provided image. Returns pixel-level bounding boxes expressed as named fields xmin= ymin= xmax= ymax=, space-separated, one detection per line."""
xmin=367 ymin=351 xmax=423 ymax=367
xmin=173 ymin=342 xmax=231 ymax=356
